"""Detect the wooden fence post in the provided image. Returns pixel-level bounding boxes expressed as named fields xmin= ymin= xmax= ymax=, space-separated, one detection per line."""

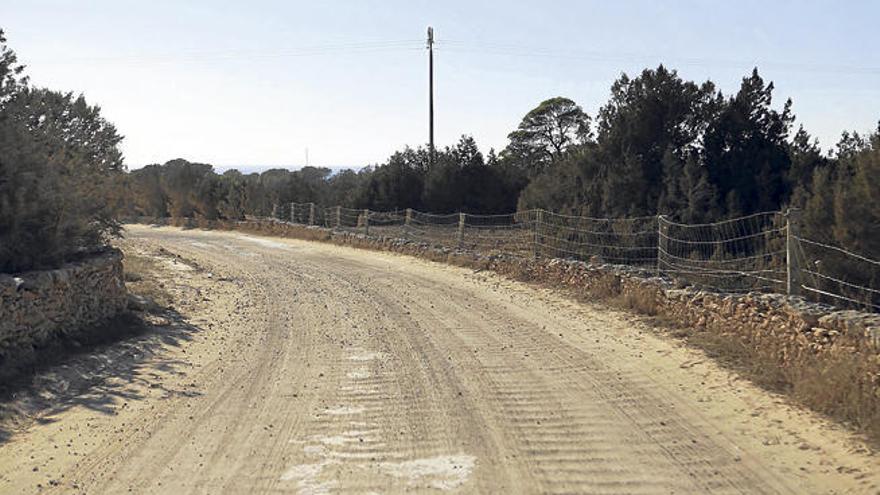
xmin=309 ymin=203 xmax=315 ymax=225
xmin=457 ymin=212 xmax=466 ymax=248
xmin=786 ymin=208 xmax=802 ymax=296
xmin=656 ymin=215 xmax=666 ymax=277
xmin=533 ymin=209 xmax=544 ymax=258
xmin=363 ymin=209 xmax=370 ymax=235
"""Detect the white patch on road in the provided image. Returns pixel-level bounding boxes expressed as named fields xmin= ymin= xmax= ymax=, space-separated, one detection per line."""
xmin=380 ymin=454 xmax=477 ymax=490
xmin=162 ymin=259 xmax=193 ymax=271
xmin=279 ymin=460 xmax=338 ymax=495
xmin=303 ymin=444 xmax=325 ymax=455
xmin=348 ymin=351 xmax=385 ymax=361
xmin=235 ymin=235 xmax=292 ymax=250
xmin=324 ymin=405 xmax=366 ymax=416
xmin=314 ymin=432 xmax=383 ymax=447
xmin=346 ymin=369 xmax=370 ymax=380
xmin=220 ymin=243 xmax=257 ymax=257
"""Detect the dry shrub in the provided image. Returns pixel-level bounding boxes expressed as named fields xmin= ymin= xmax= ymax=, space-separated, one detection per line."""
xmin=122 ymin=252 xmax=172 ymax=308
xmin=496 ymin=259 xmax=535 ymax=282
xmin=663 ymin=321 xmax=880 ymax=443
xmin=591 ymin=272 xmax=622 ymax=299
xmin=788 ymin=350 xmax=880 ymax=439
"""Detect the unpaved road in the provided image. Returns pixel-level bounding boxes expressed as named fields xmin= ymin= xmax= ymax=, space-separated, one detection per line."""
xmin=1 ymin=225 xmax=878 ymax=494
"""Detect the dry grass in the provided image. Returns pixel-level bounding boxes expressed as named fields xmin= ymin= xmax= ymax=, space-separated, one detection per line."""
xmin=789 ymin=351 xmax=880 ymax=440
xmin=122 ymin=252 xmax=172 ymax=307
xmin=643 ymin=318 xmax=880 ymax=444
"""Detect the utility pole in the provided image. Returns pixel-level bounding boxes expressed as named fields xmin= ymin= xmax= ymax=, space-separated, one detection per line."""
xmin=426 ymin=26 xmax=435 ymax=166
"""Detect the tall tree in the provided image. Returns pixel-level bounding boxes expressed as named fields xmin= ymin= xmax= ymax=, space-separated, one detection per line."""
xmin=703 ymin=69 xmax=794 ymax=216
xmin=0 ymin=30 xmax=125 ymax=271
xmin=596 ymin=65 xmax=719 ymax=216
xmin=502 ymin=97 xmax=591 ymax=177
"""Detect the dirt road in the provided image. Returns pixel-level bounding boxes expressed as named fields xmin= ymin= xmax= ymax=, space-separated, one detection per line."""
xmin=1 ymin=225 xmax=878 ymax=494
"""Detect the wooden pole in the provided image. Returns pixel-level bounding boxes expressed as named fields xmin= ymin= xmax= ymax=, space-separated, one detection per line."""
xmin=427 ymin=27 xmax=435 ymax=166
xmin=656 ymin=215 xmax=666 ymax=276
xmin=786 ymin=208 xmax=802 ymax=296
xmin=533 ymin=209 xmax=543 ymax=258
xmin=457 ymin=212 xmax=465 ymax=247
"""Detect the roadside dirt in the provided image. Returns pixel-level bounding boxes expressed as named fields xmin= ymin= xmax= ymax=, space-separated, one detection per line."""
xmin=0 ymin=224 xmax=878 ymax=494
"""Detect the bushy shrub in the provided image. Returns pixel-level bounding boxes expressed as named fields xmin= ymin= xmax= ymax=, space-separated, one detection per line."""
xmin=0 ymin=30 xmax=124 ymax=272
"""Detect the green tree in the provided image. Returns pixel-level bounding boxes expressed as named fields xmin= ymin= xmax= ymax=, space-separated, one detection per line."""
xmin=357 ymin=147 xmax=427 ymax=210
xmin=422 ymin=136 xmax=507 ymax=213
xmin=0 ymin=30 xmax=125 ymax=271
xmin=703 ymin=69 xmax=794 ymax=216
xmin=596 ymin=65 xmax=719 ymax=216
xmin=502 ymin=97 xmax=591 ymax=177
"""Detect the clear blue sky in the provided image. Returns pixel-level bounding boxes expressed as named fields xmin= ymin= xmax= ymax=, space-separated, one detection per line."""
xmin=4 ymin=1 xmax=879 ymax=171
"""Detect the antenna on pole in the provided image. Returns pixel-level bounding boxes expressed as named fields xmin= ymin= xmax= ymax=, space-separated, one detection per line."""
xmin=426 ymin=26 xmax=435 ymax=166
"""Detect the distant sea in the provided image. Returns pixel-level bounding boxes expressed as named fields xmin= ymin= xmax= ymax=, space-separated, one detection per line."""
xmin=215 ymin=164 xmax=362 ymax=174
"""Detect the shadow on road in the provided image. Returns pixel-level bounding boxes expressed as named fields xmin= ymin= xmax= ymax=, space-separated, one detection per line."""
xmin=0 ymin=304 xmax=203 ymax=444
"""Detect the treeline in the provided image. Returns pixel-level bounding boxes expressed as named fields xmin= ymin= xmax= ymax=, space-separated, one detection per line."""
xmin=122 ymin=135 xmax=523 ymax=221
xmin=125 ymin=66 xmax=878 ymax=260
xmin=0 ymin=30 xmax=125 ymax=272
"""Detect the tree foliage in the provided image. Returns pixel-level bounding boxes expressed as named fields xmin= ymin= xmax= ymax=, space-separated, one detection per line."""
xmin=502 ymin=97 xmax=590 ymax=178
xmin=0 ymin=30 xmax=125 ymax=272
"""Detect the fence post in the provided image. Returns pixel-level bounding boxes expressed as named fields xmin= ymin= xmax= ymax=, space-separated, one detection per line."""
xmin=405 ymin=208 xmax=413 ymax=238
xmin=363 ymin=209 xmax=370 ymax=235
xmin=335 ymin=206 xmax=341 ymax=229
xmin=656 ymin=215 xmax=666 ymax=277
xmin=309 ymin=203 xmax=315 ymax=225
xmin=272 ymin=203 xmax=278 ymax=220
xmin=786 ymin=208 xmax=802 ymax=296
xmin=457 ymin=212 xmax=466 ymax=248
xmin=533 ymin=209 xmax=544 ymax=259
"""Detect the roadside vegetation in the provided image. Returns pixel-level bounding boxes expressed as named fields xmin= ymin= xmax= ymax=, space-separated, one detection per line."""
xmin=0 ymin=30 xmax=125 ymax=273
xmin=120 ymin=70 xmax=878 ymax=265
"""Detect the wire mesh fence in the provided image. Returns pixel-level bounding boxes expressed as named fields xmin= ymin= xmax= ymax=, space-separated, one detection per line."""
xmin=538 ymin=211 xmax=658 ymax=267
xmin=266 ymin=204 xmax=878 ymax=312
xmin=658 ymin=212 xmax=788 ymax=293
xmin=796 ymin=236 xmax=880 ymax=312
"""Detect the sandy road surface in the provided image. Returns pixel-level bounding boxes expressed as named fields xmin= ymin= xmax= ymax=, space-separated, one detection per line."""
xmin=1 ymin=225 xmax=878 ymax=494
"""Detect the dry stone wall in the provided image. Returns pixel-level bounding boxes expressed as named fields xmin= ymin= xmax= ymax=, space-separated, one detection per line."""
xmin=224 ymin=219 xmax=880 ymax=359
xmin=0 ymin=249 xmax=127 ymax=360
xmin=130 ymin=218 xmax=880 ymax=361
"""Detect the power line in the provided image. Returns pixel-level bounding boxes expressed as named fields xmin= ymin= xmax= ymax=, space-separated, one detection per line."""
xmin=28 ymin=39 xmax=426 ymax=65
xmin=437 ymin=39 xmax=880 ymax=76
